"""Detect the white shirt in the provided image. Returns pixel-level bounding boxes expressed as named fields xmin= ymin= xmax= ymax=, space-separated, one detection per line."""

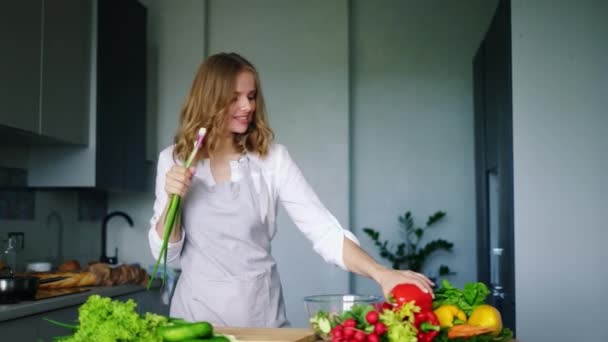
xmin=148 ymin=143 xmax=359 ymax=270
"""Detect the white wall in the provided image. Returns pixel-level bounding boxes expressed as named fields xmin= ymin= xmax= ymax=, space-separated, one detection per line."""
xmin=511 ymin=0 xmax=608 ymax=341
xmin=350 ymin=0 xmax=498 ymax=294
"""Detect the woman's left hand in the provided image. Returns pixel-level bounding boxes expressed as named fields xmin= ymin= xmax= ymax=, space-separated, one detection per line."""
xmin=374 ymin=268 xmax=435 ymax=299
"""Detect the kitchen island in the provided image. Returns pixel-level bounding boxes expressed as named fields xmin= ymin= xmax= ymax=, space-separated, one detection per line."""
xmin=0 ymin=282 xmax=167 ymax=340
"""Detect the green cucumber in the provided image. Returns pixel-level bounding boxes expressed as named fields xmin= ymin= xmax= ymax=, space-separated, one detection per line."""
xmin=167 ymin=317 xmax=190 ymax=325
xmin=157 ymin=321 xmax=213 ymax=341
xmin=180 ymin=337 xmax=230 ymax=342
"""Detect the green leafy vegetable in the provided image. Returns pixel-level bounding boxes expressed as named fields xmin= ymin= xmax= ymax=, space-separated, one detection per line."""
xmin=47 ymin=295 xmax=168 ymax=342
xmin=339 ymin=304 xmax=375 ymax=328
xmin=309 ymin=311 xmax=333 ymax=336
xmin=432 ymin=280 xmax=490 ymax=316
xmin=379 ymin=301 xmax=419 ymax=342
xmin=309 ymin=304 xmax=377 ymax=338
xmin=43 ymin=318 xmax=77 ymax=330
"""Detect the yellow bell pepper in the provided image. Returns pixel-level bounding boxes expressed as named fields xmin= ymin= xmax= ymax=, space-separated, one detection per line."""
xmin=433 ymin=304 xmax=467 ymax=328
xmin=467 ymin=304 xmax=503 ymax=335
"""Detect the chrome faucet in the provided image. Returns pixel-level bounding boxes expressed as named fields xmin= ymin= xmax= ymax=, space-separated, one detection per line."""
xmin=100 ymin=211 xmax=133 ymax=265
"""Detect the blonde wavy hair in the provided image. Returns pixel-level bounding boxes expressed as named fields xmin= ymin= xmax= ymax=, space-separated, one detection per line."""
xmin=173 ymin=52 xmax=274 ymax=163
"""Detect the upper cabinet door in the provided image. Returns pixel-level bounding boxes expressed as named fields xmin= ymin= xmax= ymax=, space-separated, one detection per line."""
xmin=0 ymin=0 xmax=42 ymax=133
xmin=96 ymin=0 xmax=147 ymax=192
xmin=40 ymin=0 xmax=91 ymax=145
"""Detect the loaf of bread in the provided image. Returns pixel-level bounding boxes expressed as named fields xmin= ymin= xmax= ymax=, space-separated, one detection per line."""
xmin=38 ymin=272 xmax=98 ymax=289
xmin=34 ymin=263 xmax=149 ymax=288
xmin=86 ymin=263 xmax=109 ymax=284
xmin=86 ymin=263 xmax=149 ymax=286
xmin=110 ymin=264 xmax=144 ymax=285
xmin=58 ymin=260 xmax=81 ymax=272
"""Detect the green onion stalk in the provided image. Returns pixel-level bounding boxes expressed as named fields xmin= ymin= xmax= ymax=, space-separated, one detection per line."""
xmin=147 ymin=128 xmax=206 ymax=290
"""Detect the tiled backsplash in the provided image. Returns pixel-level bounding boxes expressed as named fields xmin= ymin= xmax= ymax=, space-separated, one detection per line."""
xmin=0 ymin=189 xmax=35 ymax=220
xmin=77 ymin=190 xmax=108 ymax=221
xmin=0 ymin=189 xmax=106 ymax=270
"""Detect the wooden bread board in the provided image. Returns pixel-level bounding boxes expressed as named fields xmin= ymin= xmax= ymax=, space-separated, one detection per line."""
xmin=214 ymin=327 xmax=317 ymax=342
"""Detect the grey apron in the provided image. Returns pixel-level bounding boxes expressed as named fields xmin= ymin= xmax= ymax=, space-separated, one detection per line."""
xmin=170 ymin=156 xmax=288 ymax=328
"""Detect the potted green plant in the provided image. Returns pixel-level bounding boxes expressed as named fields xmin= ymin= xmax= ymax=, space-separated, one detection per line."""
xmin=363 ymin=210 xmax=454 ymax=278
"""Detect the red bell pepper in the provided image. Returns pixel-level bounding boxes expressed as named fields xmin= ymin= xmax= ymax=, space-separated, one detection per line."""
xmin=414 ymin=310 xmax=441 ymax=342
xmin=390 ymin=283 xmax=433 ymax=311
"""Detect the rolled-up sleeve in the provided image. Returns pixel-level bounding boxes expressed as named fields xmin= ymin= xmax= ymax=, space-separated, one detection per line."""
xmin=148 ymin=149 xmax=185 ymax=265
xmin=275 ymin=146 xmax=359 ymax=270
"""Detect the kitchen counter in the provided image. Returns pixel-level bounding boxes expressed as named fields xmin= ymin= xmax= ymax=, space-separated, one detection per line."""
xmin=0 ymin=280 xmax=167 ymax=340
xmin=0 ymin=282 xmax=161 ymax=322
xmin=215 ymin=327 xmax=316 ymax=342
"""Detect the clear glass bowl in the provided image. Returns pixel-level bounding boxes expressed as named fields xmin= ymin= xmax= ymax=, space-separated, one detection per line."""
xmin=304 ymin=294 xmax=383 ymax=339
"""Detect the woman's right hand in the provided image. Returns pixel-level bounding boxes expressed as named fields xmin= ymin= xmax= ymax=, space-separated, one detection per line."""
xmin=165 ymin=165 xmax=195 ymax=197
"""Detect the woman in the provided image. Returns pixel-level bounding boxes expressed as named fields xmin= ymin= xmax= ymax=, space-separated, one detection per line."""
xmin=148 ymin=52 xmax=433 ymax=328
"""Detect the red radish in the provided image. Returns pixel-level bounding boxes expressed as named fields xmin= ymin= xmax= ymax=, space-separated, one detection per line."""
xmin=343 ymin=319 xmax=357 ymax=328
xmin=343 ymin=327 xmax=356 ymax=338
xmin=332 ymin=325 xmax=344 ymax=333
xmin=367 ymin=334 xmax=380 ymax=342
xmin=365 ymin=311 xmax=379 ymax=324
xmin=374 ymin=322 xmax=387 ymax=336
xmin=331 ymin=329 xmax=344 ymax=339
xmin=381 ymin=302 xmax=394 ymax=311
xmin=353 ymin=330 xmax=366 ymax=342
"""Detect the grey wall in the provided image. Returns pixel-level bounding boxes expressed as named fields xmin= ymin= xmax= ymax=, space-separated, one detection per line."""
xmin=511 ymin=0 xmax=608 ymax=341
xmin=155 ymin=0 xmax=206 ymax=151
xmin=0 ymin=191 xmax=100 ymax=268
xmin=350 ymin=0 xmax=498 ymax=294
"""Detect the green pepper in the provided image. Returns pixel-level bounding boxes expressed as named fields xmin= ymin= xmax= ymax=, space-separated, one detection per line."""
xmin=157 ymin=321 xmax=213 ymax=341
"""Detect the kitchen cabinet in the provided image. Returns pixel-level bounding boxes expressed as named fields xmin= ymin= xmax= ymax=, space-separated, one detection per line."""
xmin=96 ymin=0 xmax=148 ymax=192
xmin=0 ymin=0 xmax=42 ymax=135
xmin=0 ymin=0 xmax=90 ymax=145
xmin=40 ymin=0 xmax=91 ymax=145
xmin=27 ymin=0 xmax=149 ymax=192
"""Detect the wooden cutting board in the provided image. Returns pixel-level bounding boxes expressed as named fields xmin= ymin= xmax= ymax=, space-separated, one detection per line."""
xmin=214 ymin=327 xmax=317 ymax=342
xmin=35 ymin=287 xmax=90 ymax=300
